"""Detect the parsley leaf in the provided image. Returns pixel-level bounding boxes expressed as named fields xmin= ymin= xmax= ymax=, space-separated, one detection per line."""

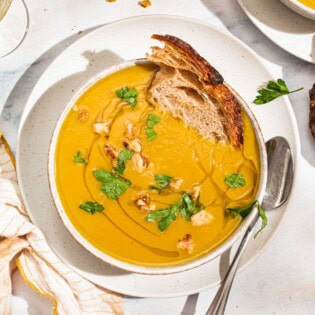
xmin=224 ymin=173 xmax=246 ymax=188
xmin=254 ymin=79 xmax=303 ymax=104
xmin=226 ymin=200 xmax=257 ymax=218
xmin=145 ymin=113 xmax=160 ymax=142
xmin=94 ymin=169 xmax=131 ymax=200
xmin=114 ymin=148 xmax=133 ymax=175
xmin=146 ymin=192 xmax=204 ymax=231
xmin=149 ymin=174 xmax=173 ymax=191
xmin=226 ymin=200 xmax=268 ymax=237
xmin=254 ymin=202 xmax=268 ymax=238
xmin=79 ymin=201 xmax=104 ymax=214
xmin=73 ymin=151 xmax=88 ymax=164
xmin=145 ymin=128 xmax=158 ymax=142
xmin=116 ymin=87 xmax=138 ymax=109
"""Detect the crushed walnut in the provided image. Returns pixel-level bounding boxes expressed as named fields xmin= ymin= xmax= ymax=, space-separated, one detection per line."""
xmin=104 ymin=143 xmax=119 ymax=159
xmin=131 ymin=153 xmax=149 ymax=172
xmin=187 ymin=184 xmax=201 ymax=200
xmin=177 ymin=234 xmax=195 ymax=254
xmin=78 ymin=107 xmax=89 ymax=122
xmin=169 ymin=178 xmax=183 ymax=191
xmin=123 ymin=138 xmax=142 ymax=153
xmin=93 ymin=121 xmax=110 ymax=135
xmin=135 ymin=192 xmax=156 ymax=212
xmin=124 ymin=120 xmax=138 ymax=140
xmin=191 ymin=210 xmax=213 ymax=226
xmin=138 ymin=0 xmax=151 ymax=8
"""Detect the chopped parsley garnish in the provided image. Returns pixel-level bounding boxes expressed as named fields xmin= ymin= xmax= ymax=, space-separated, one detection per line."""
xmin=145 ymin=113 xmax=160 ymax=142
xmin=254 ymin=79 xmax=303 ymax=104
xmin=79 ymin=201 xmax=104 ymax=214
xmin=116 ymin=87 xmax=138 ymax=109
xmin=94 ymin=169 xmax=131 ymax=200
xmin=114 ymin=148 xmax=133 ymax=175
xmin=73 ymin=151 xmax=88 ymax=164
xmin=224 ymin=173 xmax=246 ymax=188
xmin=146 ymin=192 xmax=204 ymax=232
xmin=149 ymin=174 xmax=173 ymax=191
xmin=226 ymin=200 xmax=267 ymax=237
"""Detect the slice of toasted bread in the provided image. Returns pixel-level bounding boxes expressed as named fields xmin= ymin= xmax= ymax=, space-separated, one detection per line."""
xmin=147 ymin=34 xmax=243 ymax=147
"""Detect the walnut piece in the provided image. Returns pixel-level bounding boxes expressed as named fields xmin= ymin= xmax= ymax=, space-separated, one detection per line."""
xmin=191 ymin=210 xmax=213 ymax=226
xmin=78 ymin=107 xmax=89 ymax=122
xmin=169 ymin=178 xmax=183 ymax=191
xmin=132 ymin=153 xmax=149 ymax=172
xmin=105 ymin=143 xmax=119 ymax=159
xmin=187 ymin=184 xmax=201 ymax=200
xmin=135 ymin=193 xmax=156 ymax=212
xmin=93 ymin=122 xmax=109 ymax=135
xmin=123 ymin=139 xmax=142 ymax=153
xmin=177 ymin=234 xmax=195 ymax=254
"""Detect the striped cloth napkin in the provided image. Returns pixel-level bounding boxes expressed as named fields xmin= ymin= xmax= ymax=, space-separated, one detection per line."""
xmin=0 ymin=133 xmax=123 ymax=315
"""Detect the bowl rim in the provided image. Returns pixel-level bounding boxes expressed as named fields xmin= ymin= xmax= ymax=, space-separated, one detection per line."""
xmin=48 ymin=58 xmax=268 ymax=275
xmin=280 ymin=0 xmax=315 ymax=20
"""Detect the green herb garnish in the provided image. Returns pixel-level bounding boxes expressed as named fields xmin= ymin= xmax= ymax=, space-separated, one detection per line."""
xmin=145 ymin=113 xmax=160 ymax=142
xmin=116 ymin=87 xmax=138 ymax=109
xmin=224 ymin=173 xmax=246 ymax=188
xmin=226 ymin=200 xmax=267 ymax=237
xmin=114 ymin=148 xmax=133 ymax=175
xmin=149 ymin=174 xmax=173 ymax=191
xmin=254 ymin=79 xmax=303 ymax=104
xmin=94 ymin=169 xmax=131 ymax=200
xmin=73 ymin=151 xmax=88 ymax=164
xmin=79 ymin=201 xmax=104 ymax=214
xmin=146 ymin=192 xmax=204 ymax=232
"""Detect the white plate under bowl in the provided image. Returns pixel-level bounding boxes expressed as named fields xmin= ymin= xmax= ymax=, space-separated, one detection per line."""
xmin=16 ymin=15 xmax=300 ymax=298
xmin=238 ymin=0 xmax=315 ymax=64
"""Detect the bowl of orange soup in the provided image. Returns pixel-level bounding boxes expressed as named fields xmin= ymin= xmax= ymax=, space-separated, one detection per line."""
xmin=48 ymin=59 xmax=267 ymax=274
xmin=280 ymin=0 xmax=315 ymax=20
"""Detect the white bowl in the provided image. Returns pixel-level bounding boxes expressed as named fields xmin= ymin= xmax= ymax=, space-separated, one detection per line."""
xmin=280 ymin=0 xmax=315 ymax=20
xmin=48 ymin=59 xmax=267 ymax=275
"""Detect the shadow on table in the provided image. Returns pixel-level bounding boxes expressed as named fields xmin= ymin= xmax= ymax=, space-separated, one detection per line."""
xmin=0 ymin=25 xmax=103 ymax=152
xmin=201 ymin=0 xmax=315 ymax=167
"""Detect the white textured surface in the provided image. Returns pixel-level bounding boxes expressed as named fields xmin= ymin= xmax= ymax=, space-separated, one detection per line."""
xmin=0 ymin=0 xmax=315 ymax=314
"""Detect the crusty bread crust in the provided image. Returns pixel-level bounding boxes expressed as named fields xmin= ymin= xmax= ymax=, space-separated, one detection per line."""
xmin=148 ymin=34 xmax=243 ymax=147
xmin=151 ymin=34 xmax=224 ymax=85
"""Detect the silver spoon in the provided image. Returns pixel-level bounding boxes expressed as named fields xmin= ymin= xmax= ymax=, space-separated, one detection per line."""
xmin=206 ymin=136 xmax=294 ymax=315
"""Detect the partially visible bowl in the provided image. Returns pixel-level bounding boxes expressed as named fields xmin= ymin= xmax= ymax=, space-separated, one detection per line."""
xmin=48 ymin=59 xmax=267 ymax=275
xmin=280 ymin=0 xmax=315 ymax=20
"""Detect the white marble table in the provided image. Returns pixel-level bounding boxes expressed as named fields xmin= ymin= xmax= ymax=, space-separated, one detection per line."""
xmin=1 ymin=0 xmax=315 ymax=314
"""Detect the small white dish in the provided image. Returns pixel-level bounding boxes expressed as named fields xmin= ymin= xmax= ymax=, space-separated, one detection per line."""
xmin=238 ymin=0 xmax=315 ymax=64
xmin=280 ymin=0 xmax=315 ymax=20
xmin=16 ymin=15 xmax=300 ymax=297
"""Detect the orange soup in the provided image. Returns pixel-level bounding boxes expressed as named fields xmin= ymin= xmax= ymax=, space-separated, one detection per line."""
xmin=55 ymin=64 xmax=260 ymax=267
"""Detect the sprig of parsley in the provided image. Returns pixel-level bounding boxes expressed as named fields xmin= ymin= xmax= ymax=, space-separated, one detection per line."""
xmin=226 ymin=200 xmax=267 ymax=237
xmin=114 ymin=148 xmax=133 ymax=175
xmin=116 ymin=87 xmax=138 ymax=109
xmin=254 ymin=79 xmax=303 ymax=104
xmin=73 ymin=151 xmax=88 ymax=164
xmin=149 ymin=174 xmax=173 ymax=192
xmin=79 ymin=201 xmax=104 ymax=214
xmin=94 ymin=169 xmax=131 ymax=200
xmin=145 ymin=113 xmax=160 ymax=142
xmin=146 ymin=192 xmax=204 ymax=231
xmin=224 ymin=173 xmax=246 ymax=188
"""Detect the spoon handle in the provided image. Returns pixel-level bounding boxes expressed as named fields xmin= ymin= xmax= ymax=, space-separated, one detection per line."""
xmin=205 ymin=213 xmax=259 ymax=315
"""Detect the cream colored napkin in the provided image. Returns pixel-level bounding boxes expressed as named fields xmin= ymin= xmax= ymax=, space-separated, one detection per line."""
xmin=0 ymin=134 xmax=123 ymax=315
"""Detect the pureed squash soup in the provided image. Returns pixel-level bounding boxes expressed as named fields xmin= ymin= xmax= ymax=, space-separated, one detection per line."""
xmin=55 ymin=63 xmax=260 ymax=267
